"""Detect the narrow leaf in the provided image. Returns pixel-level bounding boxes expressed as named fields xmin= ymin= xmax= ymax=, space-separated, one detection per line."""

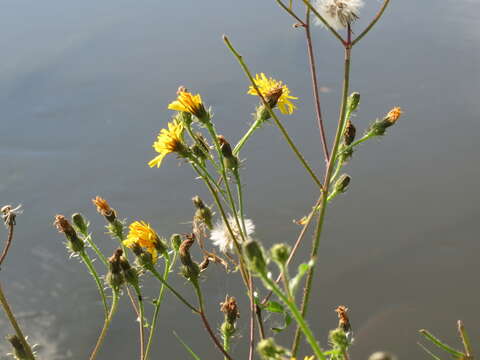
xmin=419 ymin=330 xmax=464 ymax=358
xmin=173 ymin=331 xmax=202 ymax=360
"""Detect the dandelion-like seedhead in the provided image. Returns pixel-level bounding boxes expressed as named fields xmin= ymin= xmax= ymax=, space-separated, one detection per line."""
xmin=314 ymin=0 xmax=364 ymax=30
xmin=248 ymin=73 xmax=298 ymax=115
xmin=210 ymin=215 xmax=255 ymax=253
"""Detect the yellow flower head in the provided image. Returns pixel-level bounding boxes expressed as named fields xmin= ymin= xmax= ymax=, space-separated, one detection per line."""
xmin=123 ymin=221 xmax=160 ymax=263
xmin=148 ymin=119 xmax=185 ymax=168
xmin=248 ymin=73 xmax=298 ymax=115
xmin=385 ymin=106 xmax=402 ymax=125
xmin=168 ymin=90 xmax=207 ymax=120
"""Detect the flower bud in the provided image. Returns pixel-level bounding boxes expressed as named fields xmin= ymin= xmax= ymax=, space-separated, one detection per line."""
xmin=343 ymin=120 xmax=356 ymax=146
xmin=131 ymin=243 xmax=154 ymax=269
xmin=192 ymin=196 xmax=213 ymax=230
xmin=170 ymin=233 xmax=182 ymax=252
xmin=329 ymin=328 xmax=348 ymax=351
xmin=257 ymin=338 xmax=287 ymax=359
xmin=270 ymin=243 xmax=290 ymax=266
xmin=243 ymin=240 xmax=267 ymax=275
xmin=106 ymin=249 xmax=124 ymax=290
xmin=6 ymin=335 xmax=29 ymax=360
xmin=347 ymin=92 xmax=360 ymax=113
xmin=218 ymin=135 xmax=238 ymax=170
xmin=369 ymin=107 xmax=403 ymax=136
xmin=179 ymin=235 xmax=200 ymax=281
xmin=92 ymin=196 xmax=117 ymax=223
xmin=265 ymin=87 xmax=283 ymax=109
xmin=120 ymin=255 xmax=139 ymax=288
xmin=334 ymin=174 xmax=351 ymax=194
xmin=54 ymin=215 xmax=84 ymax=253
xmin=72 ymin=213 xmax=88 ymax=235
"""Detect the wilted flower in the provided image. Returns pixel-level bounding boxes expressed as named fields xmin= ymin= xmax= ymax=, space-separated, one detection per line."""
xmin=210 ymin=215 xmax=255 ymax=253
xmin=248 ymin=73 xmax=298 ymax=115
xmin=314 ymin=0 xmax=364 ymax=30
xmin=92 ymin=196 xmax=116 ymax=222
xmin=168 ymin=89 xmax=208 ymax=120
xmin=148 ymin=119 xmax=187 ymax=168
xmin=123 ymin=221 xmax=167 ymax=263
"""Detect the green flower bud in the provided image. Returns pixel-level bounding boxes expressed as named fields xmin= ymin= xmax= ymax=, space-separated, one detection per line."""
xmin=120 ymin=256 xmax=139 ymax=288
xmin=347 ymin=92 xmax=360 ymax=113
xmin=218 ymin=135 xmax=238 ymax=170
xmin=72 ymin=213 xmax=88 ymax=235
xmin=170 ymin=233 xmax=182 ymax=251
xmin=334 ymin=174 xmax=351 ymax=193
xmin=193 ymin=196 xmax=213 ymax=229
xmin=329 ymin=328 xmax=349 ymax=351
xmin=257 ymin=338 xmax=287 ymax=360
xmin=243 ymin=240 xmax=267 ymax=275
xmin=6 ymin=335 xmax=29 ymax=360
xmin=270 ymin=243 xmax=290 ymax=266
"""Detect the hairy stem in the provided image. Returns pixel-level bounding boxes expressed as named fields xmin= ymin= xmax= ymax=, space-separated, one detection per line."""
xmin=89 ymin=290 xmax=120 ymax=360
xmin=80 ymin=250 xmax=109 ymax=316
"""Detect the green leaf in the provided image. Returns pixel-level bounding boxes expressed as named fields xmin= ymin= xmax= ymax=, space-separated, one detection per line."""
xmin=264 ymin=300 xmax=284 ymax=313
xmin=418 ymin=330 xmax=464 ymax=358
xmin=173 ymin=331 xmax=202 ymax=360
xmin=289 ymin=259 xmax=315 ymax=295
xmin=418 ymin=342 xmax=443 ymax=360
xmin=272 ymin=311 xmax=292 ymax=333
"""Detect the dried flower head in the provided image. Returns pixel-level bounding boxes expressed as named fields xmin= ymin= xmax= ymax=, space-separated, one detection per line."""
xmin=54 ymin=214 xmax=84 ymax=253
xmin=92 ymin=196 xmax=116 ymax=222
xmin=314 ymin=0 xmax=364 ymax=30
xmin=123 ymin=221 xmax=165 ymax=263
xmin=168 ymin=89 xmax=208 ymax=120
xmin=1 ymin=204 xmax=22 ymax=227
xmin=148 ymin=119 xmax=186 ymax=168
xmin=210 ymin=215 xmax=255 ymax=253
xmin=248 ymin=73 xmax=298 ymax=115
xmin=220 ymin=296 xmax=240 ymax=323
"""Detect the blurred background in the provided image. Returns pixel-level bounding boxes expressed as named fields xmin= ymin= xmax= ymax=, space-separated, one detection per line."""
xmin=0 ymin=0 xmax=479 ymax=359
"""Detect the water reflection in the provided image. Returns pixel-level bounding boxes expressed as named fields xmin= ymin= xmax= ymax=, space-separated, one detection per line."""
xmin=0 ymin=0 xmax=479 ymax=359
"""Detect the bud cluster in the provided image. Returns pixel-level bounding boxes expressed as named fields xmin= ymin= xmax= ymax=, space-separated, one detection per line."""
xmin=54 ymin=215 xmax=84 ymax=253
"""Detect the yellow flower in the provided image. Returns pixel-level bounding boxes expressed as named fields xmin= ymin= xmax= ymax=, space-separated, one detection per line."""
xmin=148 ymin=119 xmax=185 ymax=168
xmin=123 ymin=221 xmax=161 ymax=263
xmin=248 ymin=73 xmax=298 ymax=115
xmin=385 ymin=106 xmax=402 ymax=125
xmin=168 ymin=90 xmax=207 ymax=120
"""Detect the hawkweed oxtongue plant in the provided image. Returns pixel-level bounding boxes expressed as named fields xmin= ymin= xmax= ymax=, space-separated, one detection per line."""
xmin=3 ymin=0 xmax=412 ymax=359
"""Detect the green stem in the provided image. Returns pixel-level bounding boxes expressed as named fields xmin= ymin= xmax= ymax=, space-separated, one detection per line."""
xmin=132 ymin=285 xmax=145 ymax=360
xmin=300 ymin=0 xmax=345 ymax=45
xmin=292 ymin=43 xmax=352 ymax=356
xmin=223 ymin=35 xmax=323 ymax=190
xmin=352 ymin=0 xmax=391 ymax=46
xmin=274 ymin=0 xmax=306 ymax=24
xmin=233 ymin=169 xmax=248 ymax=237
xmin=261 ymin=275 xmax=326 ymax=360
xmin=80 ymin=250 xmax=109 ymax=316
xmin=0 ymin=282 xmax=36 ymax=360
xmin=89 ymin=290 xmax=120 ymax=360
xmin=335 ymin=133 xmax=374 ymax=160
xmin=83 ymin=234 xmax=108 ymax=267
xmin=205 ymin=122 xmax=247 ymax=243
xmin=223 ymin=335 xmax=231 ymax=360
xmin=148 ymin=266 xmax=198 ymax=313
xmin=192 ymin=281 xmax=233 ymax=360
xmin=233 ymin=118 xmax=262 ymax=156
xmin=144 ymin=254 xmax=177 ymax=360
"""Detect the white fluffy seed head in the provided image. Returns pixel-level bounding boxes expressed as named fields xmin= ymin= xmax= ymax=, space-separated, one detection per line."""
xmin=314 ymin=0 xmax=364 ymax=30
xmin=210 ymin=215 xmax=255 ymax=253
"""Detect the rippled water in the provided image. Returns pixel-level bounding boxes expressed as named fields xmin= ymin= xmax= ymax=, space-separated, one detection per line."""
xmin=0 ymin=0 xmax=479 ymax=359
